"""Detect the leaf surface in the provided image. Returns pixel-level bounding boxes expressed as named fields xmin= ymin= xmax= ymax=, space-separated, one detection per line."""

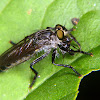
xmin=0 ymin=0 xmax=100 ymax=100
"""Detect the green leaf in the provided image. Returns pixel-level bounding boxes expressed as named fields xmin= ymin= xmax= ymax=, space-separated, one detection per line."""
xmin=0 ymin=0 xmax=100 ymax=100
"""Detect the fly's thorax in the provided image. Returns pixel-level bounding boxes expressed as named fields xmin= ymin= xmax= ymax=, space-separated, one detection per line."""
xmin=34 ymin=35 xmax=61 ymax=53
xmin=50 ymin=35 xmax=62 ymax=48
xmin=33 ymin=28 xmax=61 ymax=49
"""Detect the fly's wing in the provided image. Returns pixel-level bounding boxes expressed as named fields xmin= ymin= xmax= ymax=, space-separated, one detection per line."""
xmin=0 ymin=29 xmax=53 ymax=71
xmin=0 ymin=33 xmax=39 ymax=71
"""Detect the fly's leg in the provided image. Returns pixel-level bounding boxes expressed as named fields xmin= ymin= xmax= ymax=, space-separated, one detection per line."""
xmin=68 ymin=33 xmax=81 ymax=49
xmin=69 ymin=49 xmax=93 ymax=56
xmin=29 ymin=50 xmax=51 ymax=88
xmin=71 ymin=34 xmax=81 ymax=49
xmin=46 ymin=27 xmax=52 ymax=29
xmin=9 ymin=36 xmax=32 ymax=46
xmin=58 ymin=44 xmax=92 ymax=56
xmin=52 ymin=49 xmax=82 ymax=76
xmin=68 ymin=18 xmax=81 ymax=49
xmin=9 ymin=40 xmax=16 ymax=45
xmin=30 ymin=65 xmax=38 ymax=88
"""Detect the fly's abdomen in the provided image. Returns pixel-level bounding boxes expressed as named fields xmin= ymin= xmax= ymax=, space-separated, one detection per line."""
xmin=0 ymin=57 xmax=12 ymax=71
xmin=0 ymin=57 xmax=14 ymax=71
xmin=0 ymin=52 xmax=34 ymax=72
xmin=0 ymin=38 xmax=36 ymax=71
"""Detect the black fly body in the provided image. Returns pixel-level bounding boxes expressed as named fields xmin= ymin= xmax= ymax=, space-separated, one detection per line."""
xmin=0 ymin=18 xmax=93 ymax=88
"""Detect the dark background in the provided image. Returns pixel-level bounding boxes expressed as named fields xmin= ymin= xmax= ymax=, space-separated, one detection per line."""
xmin=76 ymin=70 xmax=100 ymax=100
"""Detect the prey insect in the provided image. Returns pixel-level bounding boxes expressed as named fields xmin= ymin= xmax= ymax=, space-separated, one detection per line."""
xmin=0 ymin=18 xmax=92 ymax=88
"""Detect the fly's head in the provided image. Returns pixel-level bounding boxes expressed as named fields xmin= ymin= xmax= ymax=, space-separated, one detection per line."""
xmin=53 ymin=24 xmax=80 ymax=55
xmin=54 ymin=24 xmax=71 ymax=49
xmin=55 ymin=24 xmax=72 ymax=41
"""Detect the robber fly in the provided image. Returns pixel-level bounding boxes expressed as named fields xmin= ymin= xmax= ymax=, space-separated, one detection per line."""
xmin=0 ymin=18 xmax=92 ymax=88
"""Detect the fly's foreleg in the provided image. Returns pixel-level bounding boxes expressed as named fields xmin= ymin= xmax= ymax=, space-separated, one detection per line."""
xmin=69 ymin=49 xmax=93 ymax=56
xmin=52 ymin=49 xmax=82 ymax=76
xmin=29 ymin=50 xmax=51 ymax=88
xmin=68 ymin=18 xmax=81 ymax=49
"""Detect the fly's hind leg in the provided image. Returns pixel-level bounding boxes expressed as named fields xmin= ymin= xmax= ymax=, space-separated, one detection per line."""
xmin=52 ymin=49 xmax=82 ymax=76
xmin=29 ymin=50 xmax=51 ymax=88
xmin=9 ymin=40 xmax=16 ymax=45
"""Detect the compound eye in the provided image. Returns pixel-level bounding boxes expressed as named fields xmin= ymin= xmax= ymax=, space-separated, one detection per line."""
xmin=56 ymin=30 xmax=64 ymax=40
